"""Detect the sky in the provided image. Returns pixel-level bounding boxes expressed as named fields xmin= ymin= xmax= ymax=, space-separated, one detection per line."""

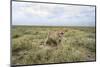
xmin=12 ymin=1 xmax=95 ymax=26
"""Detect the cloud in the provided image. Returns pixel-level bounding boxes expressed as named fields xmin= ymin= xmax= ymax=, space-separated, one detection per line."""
xmin=12 ymin=1 xmax=95 ymax=26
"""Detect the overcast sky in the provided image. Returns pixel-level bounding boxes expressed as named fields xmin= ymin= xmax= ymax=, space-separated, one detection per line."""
xmin=12 ymin=1 xmax=95 ymax=26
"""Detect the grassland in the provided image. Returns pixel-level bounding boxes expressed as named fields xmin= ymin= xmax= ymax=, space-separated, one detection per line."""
xmin=12 ymin=26 xmax=96 ymax=65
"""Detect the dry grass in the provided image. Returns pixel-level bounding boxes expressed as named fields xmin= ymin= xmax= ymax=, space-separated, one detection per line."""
xmin=12 ymin=26 xmax=96 ymax=65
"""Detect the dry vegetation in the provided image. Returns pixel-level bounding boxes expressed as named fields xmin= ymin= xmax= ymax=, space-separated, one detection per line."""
xmin=12 ymin=26 xmax=96 ymax=65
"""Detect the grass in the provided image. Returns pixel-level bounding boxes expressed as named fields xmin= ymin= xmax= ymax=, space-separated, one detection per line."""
xmin=12 ymin=26 xmax=96 ymax=65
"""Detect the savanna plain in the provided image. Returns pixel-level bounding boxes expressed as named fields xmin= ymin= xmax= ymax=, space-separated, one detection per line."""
xmin=12 ymin=26 xmax=96 ymax=65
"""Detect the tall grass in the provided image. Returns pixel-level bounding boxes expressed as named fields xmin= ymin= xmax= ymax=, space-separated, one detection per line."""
xmin=12 ymin=26 xmax=96 ymax=65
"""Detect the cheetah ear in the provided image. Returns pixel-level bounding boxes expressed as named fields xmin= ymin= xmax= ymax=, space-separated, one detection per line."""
xmin=48 ymin=31 xmax=52 ymax=35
